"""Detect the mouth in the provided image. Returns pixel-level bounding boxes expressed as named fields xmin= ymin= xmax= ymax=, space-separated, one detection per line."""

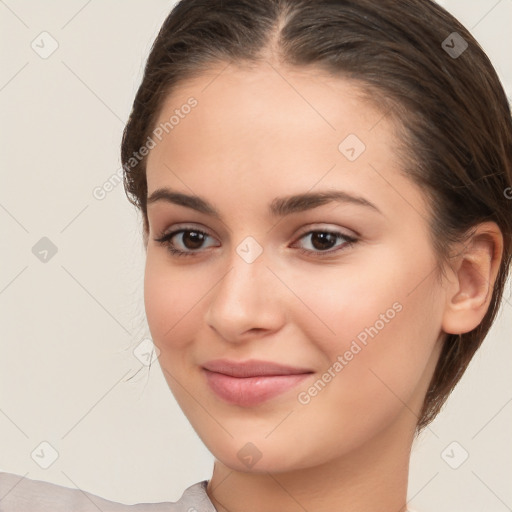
xmin=202 ymin=359 xmax=314 ymax=407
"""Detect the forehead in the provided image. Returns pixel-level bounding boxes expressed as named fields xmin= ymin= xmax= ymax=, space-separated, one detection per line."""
xmin=150 ymin=61 xmax=384 ymax=153
xmin=145 ymin=61 xmax=428 ymax=223
xmin=148 ymin=63 xmax=385 ymax=169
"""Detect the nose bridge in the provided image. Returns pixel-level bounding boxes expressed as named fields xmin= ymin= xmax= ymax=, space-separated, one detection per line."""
xmin=219 ymin=233 xmax=269 ymax=298
xmin=214 ymin=244 xmax=269 ymax=313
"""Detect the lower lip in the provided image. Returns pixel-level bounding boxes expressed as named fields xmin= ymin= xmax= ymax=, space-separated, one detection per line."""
xmin=203 ymin=370 xmax=312 ymax=407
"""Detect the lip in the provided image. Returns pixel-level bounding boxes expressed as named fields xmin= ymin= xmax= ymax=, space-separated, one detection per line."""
xmin=202 ymin=358 xmax=314 ymax=377
xmin=202 ymin=359 xmax=314 ymax=407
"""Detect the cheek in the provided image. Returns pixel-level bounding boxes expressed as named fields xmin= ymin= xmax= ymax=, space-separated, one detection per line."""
xmin=143 ymin=251 xmax=207 ymax=351
xmin=292 ymin=245 xmax=444 ymax=429
xmin=284 ymin=249 xmax=411 ymax=350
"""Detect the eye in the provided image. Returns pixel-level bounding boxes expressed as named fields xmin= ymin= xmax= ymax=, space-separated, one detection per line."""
xmin=154 ymin=226 xmax=357 ymax=259
xmin=292 ymin=229 xmax=357 ymax=257
xmin=154 ymin=228 xmax=218 ymax=257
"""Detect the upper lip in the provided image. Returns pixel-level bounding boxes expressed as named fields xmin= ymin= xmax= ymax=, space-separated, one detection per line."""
xmin=202 ymin=359 xmax=314 ymax=378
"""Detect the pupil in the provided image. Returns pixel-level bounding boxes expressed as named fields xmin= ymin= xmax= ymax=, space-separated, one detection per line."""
xmin=311 ymin=232 xmax=336 ymax=250
xmin=184 ymin=231 xmax=204 ymax=249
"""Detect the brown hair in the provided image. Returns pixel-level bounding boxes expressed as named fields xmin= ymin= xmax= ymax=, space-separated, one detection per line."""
xmin=121 ymin=0 xmax=512 ymax=431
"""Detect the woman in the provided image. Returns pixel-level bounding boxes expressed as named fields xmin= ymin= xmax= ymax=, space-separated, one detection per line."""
xmin=1 ymin=0 xmax=510 ymax=510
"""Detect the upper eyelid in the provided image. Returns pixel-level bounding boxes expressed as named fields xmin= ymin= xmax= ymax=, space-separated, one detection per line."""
xmin=157 ymin=225 xmax=352 ymax=238
xmin=156 ymin=223 xmax=215 ymax=239
xmin=157 ymin=221 xmax=357 ymax=238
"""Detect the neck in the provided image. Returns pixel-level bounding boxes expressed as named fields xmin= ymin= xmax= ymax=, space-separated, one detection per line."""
xmin=206 ymin=411 xmax=416 ymax=512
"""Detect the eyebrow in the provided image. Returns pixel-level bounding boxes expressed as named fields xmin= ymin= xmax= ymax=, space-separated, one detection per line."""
xmin=146 ymin=187 xmax=382 ymax=219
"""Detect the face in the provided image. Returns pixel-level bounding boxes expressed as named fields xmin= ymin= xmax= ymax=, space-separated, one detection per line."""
xmin=144 ymin=62 xmax=446 ymax=473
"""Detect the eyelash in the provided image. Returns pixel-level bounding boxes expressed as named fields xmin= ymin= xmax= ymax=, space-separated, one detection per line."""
xmin=154 ymin=227 xmax=358 ymax=259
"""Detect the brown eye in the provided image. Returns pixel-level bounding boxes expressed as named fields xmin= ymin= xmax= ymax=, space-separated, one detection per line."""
xmin=309 ymin=232 xmax=338 ymax=251
xmin=180 ymin=230 xmax=207 ymax=250
xmin=154 ymin=228 xmax=218 ymax=257
xmin=294 ymin=230 xmax=357 ymax=257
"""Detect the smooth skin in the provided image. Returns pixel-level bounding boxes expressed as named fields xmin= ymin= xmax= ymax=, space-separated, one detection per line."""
xmin=143 ymin=61 xmax=502 ymax=512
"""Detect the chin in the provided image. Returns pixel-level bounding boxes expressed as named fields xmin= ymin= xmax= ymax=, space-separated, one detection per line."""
xmin=203 ymin=433 xmax=328 ymax=475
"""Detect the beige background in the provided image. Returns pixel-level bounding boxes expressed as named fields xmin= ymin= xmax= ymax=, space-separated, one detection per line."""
xmin=0 ymin=1 xmax=511 ymax=510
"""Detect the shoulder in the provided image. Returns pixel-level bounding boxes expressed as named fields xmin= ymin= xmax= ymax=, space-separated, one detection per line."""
xmin=0 ymin=472 xmax=215 ymax=512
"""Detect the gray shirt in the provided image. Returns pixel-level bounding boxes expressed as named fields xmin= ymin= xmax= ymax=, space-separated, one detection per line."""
xmin=0 ymin=472 xmax=217 ymax=511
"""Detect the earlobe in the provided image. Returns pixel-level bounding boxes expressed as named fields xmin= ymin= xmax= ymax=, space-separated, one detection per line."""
xmin=441 ymin=222 xmax=503 ymax=335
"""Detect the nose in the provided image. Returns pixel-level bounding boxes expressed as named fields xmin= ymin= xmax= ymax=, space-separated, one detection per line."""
xmin=204 ymin=249 xmax=286 ymax=343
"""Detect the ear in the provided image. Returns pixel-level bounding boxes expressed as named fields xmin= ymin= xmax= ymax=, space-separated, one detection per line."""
xmin=441 ymin=221 xmax=504 ymax=335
